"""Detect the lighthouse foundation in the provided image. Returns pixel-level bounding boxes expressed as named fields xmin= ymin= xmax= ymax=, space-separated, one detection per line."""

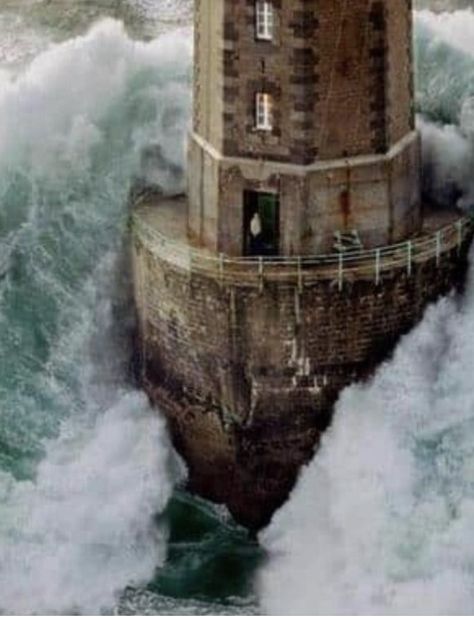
xmin=132 ymin=195 xmax=473 ymax=529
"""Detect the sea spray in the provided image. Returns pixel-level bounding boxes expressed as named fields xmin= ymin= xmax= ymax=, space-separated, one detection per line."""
xmin=0 ymin=393 xmax=173 ymax=615
xmin=0 ymin=18 xmax=191 ymax=462
xmin=259 ymin=255 xmax=474 ymax=615
xmin=419 ymin=118 xmax=474 ymax=207
xmin=2 ymin=3 xmax=474 ymax=615
xmin=418 ymin=8 xmax=474 ymax=57
xmin=0 ymin=17 xmax=190 ymax=614
xmin=416 ymin=10 xmax=474 ymax=124
xmin=416 ymin=10 xmax=474 ymax=208
xmin=259 ymin=11 xmax=474 ymax=616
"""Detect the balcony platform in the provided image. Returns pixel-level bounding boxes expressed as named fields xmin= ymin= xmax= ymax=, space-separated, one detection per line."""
xmin=131 ymin=192 xmax=472 ymax=288
xmin=131 ymin=191 xmax=474 ymax=529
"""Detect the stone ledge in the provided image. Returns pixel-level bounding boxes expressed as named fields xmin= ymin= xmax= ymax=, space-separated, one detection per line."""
xmin=131 ymin=194 xmax=473 ymax=288
xmin=190 ymin=129 xmax=420 ymax=175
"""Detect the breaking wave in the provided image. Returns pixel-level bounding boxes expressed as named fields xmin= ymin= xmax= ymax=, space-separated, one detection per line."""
xmin=0 ymin=17 xmax=190 ymax=615
xmin=3 ymin=3 xmax=474 ymax=615
xmin=260 ymin=263 xmax=474 ymax=615
xmin=259 ymin=9 xmax=474 ymax=616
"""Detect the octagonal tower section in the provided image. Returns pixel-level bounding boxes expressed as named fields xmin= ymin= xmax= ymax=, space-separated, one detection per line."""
xmin=188 ymin=0 xmax=421 ymax=257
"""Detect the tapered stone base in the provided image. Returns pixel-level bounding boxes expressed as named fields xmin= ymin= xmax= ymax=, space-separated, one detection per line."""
xmin=132 ymin=196 xmax=473 ymax=529
xmin=144 ymin=378 xmax=337 ymax=529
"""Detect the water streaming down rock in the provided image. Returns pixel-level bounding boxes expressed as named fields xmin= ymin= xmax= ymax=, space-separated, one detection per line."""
xmin=258 ymin=10 xmax=474 ymax=616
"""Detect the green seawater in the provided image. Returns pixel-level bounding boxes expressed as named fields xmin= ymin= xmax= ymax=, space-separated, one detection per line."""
xmin=0 ymin=2 xmax=261 ymax=613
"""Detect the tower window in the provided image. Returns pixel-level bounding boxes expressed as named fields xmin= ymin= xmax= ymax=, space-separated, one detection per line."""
xmin=256 ymin=1 xmax=274 ymax=41
xmin=255 ymin=93 xmax=273 ymax=131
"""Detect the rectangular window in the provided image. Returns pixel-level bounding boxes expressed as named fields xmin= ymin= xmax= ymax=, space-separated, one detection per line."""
xmin=255 ymin=93 xmax=273 ymax=131
xmin=256 ymin=1 xmax=274 ymax=41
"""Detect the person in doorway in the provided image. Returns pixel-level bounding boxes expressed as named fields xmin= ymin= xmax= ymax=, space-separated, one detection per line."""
xmin=249 ymin=210 xmax=263 ymax=255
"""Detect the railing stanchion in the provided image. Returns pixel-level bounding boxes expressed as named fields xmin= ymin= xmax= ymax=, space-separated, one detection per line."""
xmin=457 ymin=219 xmax=463 ymax=255
xmin=219 ymin=253 xmax=224 ymax=285
xmin=338 ymin=253 xmax=344 ymax=292
xmin=298 ymin=256 xmax=303 ymax=294
xmin=294 ymin=287 xmax=301 ymax=325
xmin=436 ymin=231 xmax=441 ymax=267
xmin=132 ymin=209 xmax=469 ymax=286
xmin=375 ymin=249 xmax=381 ymax=285
xmin=259 ymin=257 xmax=264 ymax=293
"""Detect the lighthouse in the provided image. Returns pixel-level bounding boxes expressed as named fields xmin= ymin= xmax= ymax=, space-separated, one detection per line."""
xmin=188 ymin=0 xmax=421 ymax=256
xmin=132 ymin=0 xmax=473 ymax=529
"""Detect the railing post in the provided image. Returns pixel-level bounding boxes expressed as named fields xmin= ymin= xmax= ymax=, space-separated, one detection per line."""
xmin=375 ymin=249 xmax=381 ymax=285
xmin=407 ymin=241 xmax=412 ymax=276
xmin=297 ymin=256 xmax=303 ymax=294
xmin=294 ymin=287 xmax=301 ymax=325
xmin=436 ymin=231 xmax=441 ymax=267
xmin=219 ymin=253 xmax=224 ymax=285
xmin=259 ymin=257 xmax=264 ymax=293
xmin=456 ymin=219 xmax=463 ymax=255
xmin=338 ymin=253 xmax=344 ymax=292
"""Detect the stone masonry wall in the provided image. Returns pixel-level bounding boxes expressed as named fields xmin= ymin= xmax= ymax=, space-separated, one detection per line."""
xmin=187 ymin=0 xmax=420 ymax=257
xmin=386 ymin=0 xmax=416 ymax=145
xmin=193 ymin=0 xmax=224 ymax=150
xmin=188 ymin=128 xmax=421 ymax=255
xmin=132 ymin=224 xmax=472 ymax=529
xmin=220 ymin=0 xmax=414 ymax=163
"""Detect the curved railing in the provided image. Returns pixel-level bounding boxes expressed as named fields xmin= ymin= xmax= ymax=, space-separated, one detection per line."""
xmin=131 ymin=210 xmax=474 ymax=289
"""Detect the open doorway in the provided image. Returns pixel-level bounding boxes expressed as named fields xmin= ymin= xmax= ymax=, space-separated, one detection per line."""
xmin=243 ymin=190 xmax=280 ymax=256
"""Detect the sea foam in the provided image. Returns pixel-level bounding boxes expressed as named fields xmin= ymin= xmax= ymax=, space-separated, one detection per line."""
xmin=0 ymin=17 xmax=190 ymax=615
xmin=259 ymin=11 xmax=474 ymax=615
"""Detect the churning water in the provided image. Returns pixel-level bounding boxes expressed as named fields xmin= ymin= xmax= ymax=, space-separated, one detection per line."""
xmin=0 ymin=7 xmax=189 ymax=615
xmin=1 ymin=2 xmax=474 ymax=615
xmin=0 ymin=2 xmax=260 ymax=614
xmin=259 ymin=10 xmax=474 ymax=616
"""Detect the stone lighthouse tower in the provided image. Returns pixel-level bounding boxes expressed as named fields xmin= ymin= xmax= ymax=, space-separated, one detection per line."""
xmin=131 ymin=0 xmax=473 ymax=529
xmin=188 ymin=0 xmax=421 ymax=256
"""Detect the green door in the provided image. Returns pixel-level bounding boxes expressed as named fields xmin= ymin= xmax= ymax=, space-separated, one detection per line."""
xmin=244 ymin=191 xmax=279 ymax=256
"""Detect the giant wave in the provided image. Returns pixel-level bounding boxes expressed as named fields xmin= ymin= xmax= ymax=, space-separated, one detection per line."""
xmin=259 ymin=9 xmax=474 ymax=616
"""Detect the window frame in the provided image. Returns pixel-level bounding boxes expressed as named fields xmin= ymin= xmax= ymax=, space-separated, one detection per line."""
xmin=255 ymin=1 xmax=274 ymax=41
xmin=255 ymin=92 xmax=273 ymax=132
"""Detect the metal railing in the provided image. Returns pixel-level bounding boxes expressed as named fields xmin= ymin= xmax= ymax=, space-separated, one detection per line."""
xmin=131 ymin=211 xmax=474 ymax=289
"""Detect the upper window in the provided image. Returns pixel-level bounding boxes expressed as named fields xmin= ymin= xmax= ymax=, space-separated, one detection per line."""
xmin=256 ymin=1 xmax=274 ymax=41
xmin=256 ymin=93 xmax=273 ymax=131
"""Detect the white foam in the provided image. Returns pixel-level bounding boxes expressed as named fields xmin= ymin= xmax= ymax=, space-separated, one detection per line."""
xmin=0 ymin=393 xmax=174 ymax=615
xmin=259 ymin=12 xmax=474 ymax=614
xmin=419 ymin=118 xmax=474 ymax=208
xmin=0 ymin=17 xmax=192 ymax=615
xmin=417 ymin=9 xmax=474 ymax=57
xmin=0 ymin=10 xmax=49 ymax=69
xmin=129 ymin=0 xmax=192 ymax=22
xmin=259 ymin=256 xmax=474 ymax=615
xmin=0 ymin=19 xmax=191 ymax=183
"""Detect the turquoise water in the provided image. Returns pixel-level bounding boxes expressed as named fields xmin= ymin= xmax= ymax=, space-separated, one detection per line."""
xmin=0 ymin=5 xmax=260 ymax=613
xmin=1 ymin=2 xmax=474 ymax=614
